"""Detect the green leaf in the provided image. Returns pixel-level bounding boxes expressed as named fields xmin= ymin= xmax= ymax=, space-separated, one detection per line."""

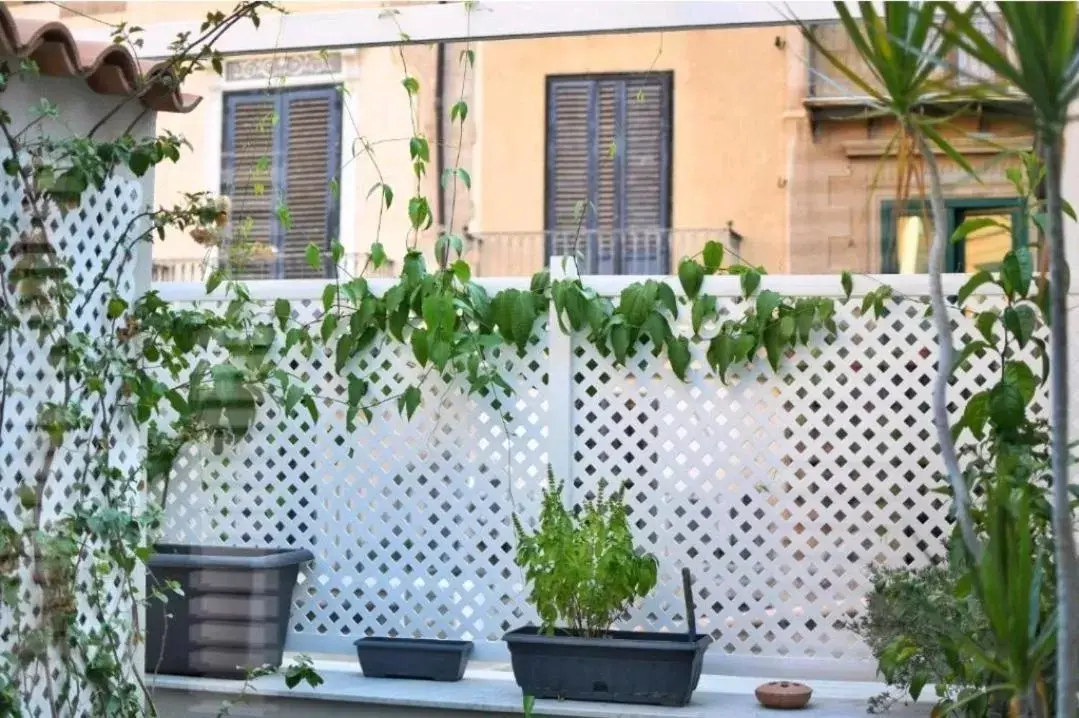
xmin=956 ymin=271 xmax=993 ymax=307
xmin=610 ymin=324 xmax=631 ymax=365
xmin=322 ymin=283 xmax=337 ymax=312
xmin=1003 ymin=305 xmax=1036 ymax=349
xmin=795 ymin=302 xmax=815 ymax=344
xmin=975 ymin=311 xmax=998 ymax=342
xmin=400 ymin=385 xmax=421 ymax=420
xmin=656 ymin=283 xmax=678 ymax=317
xmin=205 ymin=269 xmax=224 ymax=294
xmin=840 ymin=270 xmax=853 ymax=301
xmin=452 ymin=259 xmax=471 ymax=283
xmin=755 ymin=290 xmax=782 ymax=322
xmin=740 ymin=269 xmax=762 ymax=299
xmin=988 ymin=382 xmax=1023 ymax=431
xmin=702 ymin=241 xmax=724 ymax=271
xmin=1003 ymin=360 xmax=1036 ymax=405
xmin=642 ymin=312 xmax=668 ymax=356
xmin=778 ymin=315 xmax=796 ymax=344
xmin=512 ymin=290 xmax=537 ymax=354
xmin=305 ymin=243 xmax=321 ymax=271
xmin=106 ymin=296 xmax=128 ymax=320
xmin=302 ymin=395 xmax=319 ymax=423
xmin=763 ymin=321 xmax=783 ymax=371
xmin=284 ymin=385 xmax=304 ymax=414
xmin=1033 ymin=337 xmax=1050 ymax=386
xmin=950 ymin=217 xmax=1006 ymax=244
xmin=334 ymin=334 xmax=354 ymax=374
xmin=619 ymin=283 xmax=656 ymax=328
xmin=410 ymin=328 xmax=429 ymax=366
xmin=708 ymin=333 xmax=733 ymax=382
xmin=320 ymin=312 xmax=338 ymax=343
xmin=691 ymin=295 xmax=716 ymax=335
xmin=450 ymin=100 xmax=468 ymax=123
xmin=1013 ymin=246 xmax=1034 ymax=296
xmin=408 ymin=196 xmax=431 ymax=230
xmin=274 ymin=298 xmax=291 ymax=329
xmin=370 ymin=242 xmax=387 ymax=268
xmin=402 ymin=76 xmax=419 ymax=94
xmin=921 ymin=123 xmax=977 ymax=178
xmin=677 ymin=260 xmax=705 ymax=299
xmin=666 ymin=336 xmax=691 ymax=381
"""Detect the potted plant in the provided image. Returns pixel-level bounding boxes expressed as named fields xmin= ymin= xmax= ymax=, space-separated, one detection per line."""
xmin=504 ymin=468 xmax=712 ymax=707
xmin=142 ymin=275 xmax=314 ymax=680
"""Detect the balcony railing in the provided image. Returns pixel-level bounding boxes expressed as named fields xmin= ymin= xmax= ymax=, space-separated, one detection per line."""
xmin=151 ymin=229 xmax=742 ymax=281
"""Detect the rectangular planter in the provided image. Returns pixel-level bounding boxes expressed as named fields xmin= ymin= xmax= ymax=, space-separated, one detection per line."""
xmin=503 ymin=626 xmax=712 ymax=707
xmin=355 ymin=637 xmax=473 ymax=681
xmin=145 ymin=544 xmax=313 ymax=679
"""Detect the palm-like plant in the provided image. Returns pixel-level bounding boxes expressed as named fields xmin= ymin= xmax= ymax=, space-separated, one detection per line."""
xmin=797 ymin=0 xmax=984 ymax=563
xmin=939 ymin=5 xmax=1079 ymax=717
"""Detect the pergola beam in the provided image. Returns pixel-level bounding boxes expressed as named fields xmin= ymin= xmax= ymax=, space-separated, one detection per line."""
xmin=120 ymin=1 xmax=843 ymax=59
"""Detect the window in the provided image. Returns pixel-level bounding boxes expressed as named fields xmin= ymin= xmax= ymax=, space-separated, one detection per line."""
xmin=222 ymin=86 xmax=342 ymax=279
xmin=545 ymin=73 xmax=672 ymax=274
xmin=881 ymin=197 xmax=1028 ymax=274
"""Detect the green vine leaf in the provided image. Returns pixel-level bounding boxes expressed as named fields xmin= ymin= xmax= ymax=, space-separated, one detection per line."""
xmin=619 ymin=282 xmax=656 ymax=328
xmin=610 ymin=324 xmax=631 ymax=365
xmin=702 ymin=241 xmax=724 ymax=272
xmin=642 ymin=312 xmax=668 ymax=356
xmin=755 ymin=290 xmax=782 ymax=322
xmin=305 ymin=244 xmax=321 ymax=271
xmin=1003 ymin=361 xmax=1036 ymax=406
xmin=512 ymin=290 xmax=537 ymax=355
xmin=667 ymin=335 xmax=691 ymax=381
xmin=399 ymin=385 xmax=422 ymax=420
xmin=988 ymin=382 xmax=1023 ymax=431
xmin=975 ymin=310 xmax=998 ymax=343
xmin=656 ymin=282 xmax=678 ymax=317
xmin=740 ymin=268 xmax=761 ymax=299
xmin=677 ymin=259 xmax=704 ymax=300
xmin=708 ymin=333 xmax=733 ymax=382
xmin=691 ymin=295 xmax=716 ymax=336
xmin=410 ymin=328 xmax=429 ymax=366
xmin=841 ymin=270 xmax=853 ymax=301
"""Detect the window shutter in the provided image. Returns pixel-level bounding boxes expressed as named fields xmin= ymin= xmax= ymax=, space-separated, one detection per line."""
xmin=546 ymin=74 xmax=670 ymax=274
xmin=547 ymin=80 xmax=593 ymax=264
xmin=623 ymin=75 xmax=668 ymax=274
xmin=280 ymin=88 xmax=342 ymax=279
xmin=222 ymin=96 xmax=276 ymax=279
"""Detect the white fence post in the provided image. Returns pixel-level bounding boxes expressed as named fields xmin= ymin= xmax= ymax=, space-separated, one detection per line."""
xmin=547 ymin=256 xmax=577 ymax=505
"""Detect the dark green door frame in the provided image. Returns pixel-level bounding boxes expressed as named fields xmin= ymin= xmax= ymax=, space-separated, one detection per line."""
xmin=881 ymin=196 xmax=1028 ymax=273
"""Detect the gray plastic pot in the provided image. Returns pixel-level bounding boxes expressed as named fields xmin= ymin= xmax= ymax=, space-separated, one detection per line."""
xmin=145 ymin=544 xmax=313 ymax=679
xmin=355 ymin=637 xmax=473 ymax=681
xmin=504 ymin=626 xmax=712 ymax=706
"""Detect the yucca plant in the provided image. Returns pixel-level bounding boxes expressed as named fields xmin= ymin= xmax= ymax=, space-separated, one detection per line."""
xmin=938 ymin=5 xmax=1079 ymax=717
xmin=796 ymin=0 xmax=984 ymax=562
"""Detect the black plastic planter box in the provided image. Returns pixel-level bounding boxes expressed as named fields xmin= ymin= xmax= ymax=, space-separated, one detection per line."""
xmin=145 ymin=544 xmax=313 ymax=679
xmin=504 ymin=627 xmax=712 ymax=706
xmin=355 ymin=637 xmax=473 ymax=681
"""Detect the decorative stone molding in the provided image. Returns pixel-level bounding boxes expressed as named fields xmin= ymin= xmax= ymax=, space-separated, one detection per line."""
xmin=224 ymin=53 xmax=342 ymax=82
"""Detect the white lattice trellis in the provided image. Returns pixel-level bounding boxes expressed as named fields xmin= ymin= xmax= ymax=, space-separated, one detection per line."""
xmin=0 ymin=166 xmax=147 ymax=716
xmin=156 ymin=271 xmax=1026 ymax=678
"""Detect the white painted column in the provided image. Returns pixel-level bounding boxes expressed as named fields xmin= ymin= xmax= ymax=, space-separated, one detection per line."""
xmin=546 ymin=256 xmax=577 ymax=506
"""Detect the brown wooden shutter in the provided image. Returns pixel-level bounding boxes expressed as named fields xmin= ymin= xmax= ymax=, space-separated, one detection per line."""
xmin=546 ymin=74 xmax=671 ymax=274
xmin=280 ymin=89 xmax=341 ymax=278
xmin=222 ymin=97 xmax=276 ymax=279
xmin=222 ymin=87 xmax=341 ymax=279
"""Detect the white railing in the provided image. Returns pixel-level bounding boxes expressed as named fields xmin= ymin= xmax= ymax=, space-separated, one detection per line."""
xmin=154 ymin=266 xmax=1016 ymax=680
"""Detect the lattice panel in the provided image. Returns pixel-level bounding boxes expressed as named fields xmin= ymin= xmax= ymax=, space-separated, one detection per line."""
xmin=160 ymin=280 xmax=1036 ymax=672
xmin=163 ymin=297 xmax=549 ymax=651
xmin=0 ymin=163 xmax=145 ymax=717
xmin=572 ymin=290 xmax=1038 ymax=663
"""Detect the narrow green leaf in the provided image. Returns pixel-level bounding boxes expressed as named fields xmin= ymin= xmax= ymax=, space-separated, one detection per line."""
xmin=322 ymin=283 xmax=337 ymax=312
xmin=305 ymin=243 xmax=321 ymax=271
xmin=691 ymin=295 xmax=716 ymax=335
xmin=956 ymin=271 xmax=994 ymax=307
xmin=666 ymin=335 xmax=691 ymax=381
xmin=708 ymin=333 xmax=733 ymax=382
xmin=840 ymin=270 xmax=853 ymax=301
xmin=410 ymin=328 xmax=429 ymax=366
xmin=950 ymin=217 xmax=1005 ymax=244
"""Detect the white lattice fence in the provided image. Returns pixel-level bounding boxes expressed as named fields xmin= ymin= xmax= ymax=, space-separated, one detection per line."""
xmin=156 ymin=271 xmax=1025 ymax=679
xmin=0 ymin=168 xmax=148 ymax=715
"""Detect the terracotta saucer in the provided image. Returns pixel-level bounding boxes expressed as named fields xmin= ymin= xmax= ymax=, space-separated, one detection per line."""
xmin=755 ymin=680 xmax=812 ymax=709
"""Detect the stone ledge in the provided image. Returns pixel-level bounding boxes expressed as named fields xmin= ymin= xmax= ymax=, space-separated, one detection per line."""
xmin=151 ymin=658 xmax=933 ymax=718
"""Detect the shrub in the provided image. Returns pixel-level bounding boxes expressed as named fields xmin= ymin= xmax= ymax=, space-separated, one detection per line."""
xmin=512 ymin=467 xmax=658 ymax=636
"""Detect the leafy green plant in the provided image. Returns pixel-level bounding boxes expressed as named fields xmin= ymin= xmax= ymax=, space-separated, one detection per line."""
xmin=512 ymin=467 xmax=658 ymax=636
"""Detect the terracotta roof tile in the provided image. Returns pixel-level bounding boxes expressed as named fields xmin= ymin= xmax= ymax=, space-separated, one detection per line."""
xmin=0 ymin=5 xmax=201 ymax=113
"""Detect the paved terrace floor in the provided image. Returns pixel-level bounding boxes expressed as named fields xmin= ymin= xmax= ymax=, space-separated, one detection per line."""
xmin=152 ymin=656 xmax=933 ymax=717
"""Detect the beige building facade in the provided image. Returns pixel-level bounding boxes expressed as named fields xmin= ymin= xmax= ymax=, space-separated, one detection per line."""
xmin=12 ymin=2 xmax=1034 ymax=279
